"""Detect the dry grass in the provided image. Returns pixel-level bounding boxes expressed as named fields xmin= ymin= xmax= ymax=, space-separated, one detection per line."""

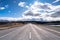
xmin=0 ymin=23 xmax=25 ymax=29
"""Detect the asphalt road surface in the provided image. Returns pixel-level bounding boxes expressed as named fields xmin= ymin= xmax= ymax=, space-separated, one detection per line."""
xmin=0 ymin=23 xmax=60 ymax=40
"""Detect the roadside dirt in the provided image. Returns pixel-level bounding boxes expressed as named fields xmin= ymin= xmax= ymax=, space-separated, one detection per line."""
xmin=0 ymin=23 xmax=25 ymax=30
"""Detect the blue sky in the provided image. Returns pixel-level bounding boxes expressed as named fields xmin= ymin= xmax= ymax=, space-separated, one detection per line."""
xmin=0 ymin=0 xmax=35 ymax=17
xmin=0 ymin=0 xmax=60 ymax=21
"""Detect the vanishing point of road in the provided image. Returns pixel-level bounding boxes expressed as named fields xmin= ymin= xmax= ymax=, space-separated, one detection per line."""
xmin=0 ymin=23 xmax=60 ymax=40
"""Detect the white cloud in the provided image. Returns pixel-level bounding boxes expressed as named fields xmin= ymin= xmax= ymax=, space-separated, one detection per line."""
xmin=51 ymin=11 xmax=60 ymax=17
xmin=22 ymin=1 xmax=60 ymax=21
xmin=18 ymin=2 xmax=25 ymax=7
xmin=0 ymin=5 xmax=9 ymax=10
xmin=24 ymin=1 xmax=54 ymax=15
xmin=0 ymin=1 xmax=60 ymax=21
xmin=5 ymin=5 xmax=9 ymax=8
xmin=53 ymin=0 xmax=60 ymax=3
xmin=0 ymin=17 xmax=26 ymax=21
xmin=0 ymin=17 xmax=35 ymax=21
xmin=0 ymin=7 xmax=5 ymax=10
xmin=0 ymin=17 xmax=17 ymax=21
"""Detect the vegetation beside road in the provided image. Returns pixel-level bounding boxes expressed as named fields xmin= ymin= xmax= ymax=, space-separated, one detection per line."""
xmin=0 ymin=22 xmax=25 ymax=30
xmin=0 ymin=21 xmax=60 ymax=29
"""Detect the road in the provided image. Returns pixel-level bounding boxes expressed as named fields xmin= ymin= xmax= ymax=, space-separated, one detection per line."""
xmin=0 ymin=23 xmax=60 ymax=40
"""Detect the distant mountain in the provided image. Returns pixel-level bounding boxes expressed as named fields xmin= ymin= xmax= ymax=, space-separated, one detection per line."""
xmin=0 ymin=19 xmax=10 ymax=22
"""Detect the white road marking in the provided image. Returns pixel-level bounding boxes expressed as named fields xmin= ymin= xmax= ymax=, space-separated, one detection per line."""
xmin=50 ymin=25 xmax=60 ymax=26
xmin=44 ymin=27 xmax=60 ymax=33
xmin=0 ymin=23 xmax=60 ymax=40
xmin=29 ymin=32 xmax=31 ymax=39
xmin=0 ymin=30 xmax=15 ymax=38
xmin=32 ymin=24 xmax=60 ymax=39
xmin=31 ymin=25 xmax=42 ymax=40
xmin=0 ymin=25 xmax=27 ymax=38
xmin=37 ymin=24 xmax=60 ymax=34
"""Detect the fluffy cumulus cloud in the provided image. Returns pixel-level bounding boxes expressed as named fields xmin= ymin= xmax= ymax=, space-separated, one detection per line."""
xmin=18 ymin=2 xmax=25 ymax=7
xmin=0 ymin=17 xmax=17 ymax=21
xmin=0 ymin=17 xmax=36 ymax=21
xmin=0 ymin=7 xmax=5 ymax=10
xmin=51 ymin=11 xmax=60 ymax=17
xmin=53 ymin=0 xmax=60 ymax=3
xmin=0 ymin=17 xmax=27 ymax=21
xmin=0 ymin=5 xmax=9 ymax=10
xmin=22 ymin=1 xmax=60 ymax=21
xmin=1 ymin=1 xmax=60 ymax=21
